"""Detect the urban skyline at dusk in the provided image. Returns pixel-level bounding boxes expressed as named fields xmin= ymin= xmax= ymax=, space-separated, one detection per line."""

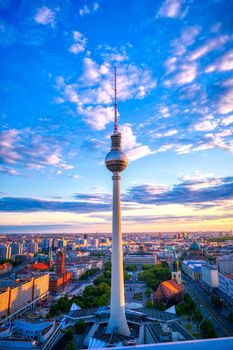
xmin=1 ymin=0 xmax=233 ymax=233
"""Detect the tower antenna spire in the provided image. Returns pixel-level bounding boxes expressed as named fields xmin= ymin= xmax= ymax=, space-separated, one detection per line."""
xmin=114 ymin=66 xmax=118 ymax=132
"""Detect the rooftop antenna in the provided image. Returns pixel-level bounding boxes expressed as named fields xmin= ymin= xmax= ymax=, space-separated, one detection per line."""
xmin=114 ymin=66 xmax=118 ymax=132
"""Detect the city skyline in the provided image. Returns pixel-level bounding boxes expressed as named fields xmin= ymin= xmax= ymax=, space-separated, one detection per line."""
xmin=1 ymin=0 xmax=233 ymax=233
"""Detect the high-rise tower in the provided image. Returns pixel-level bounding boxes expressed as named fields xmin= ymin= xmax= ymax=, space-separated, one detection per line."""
xmin=105 ymin=67 xmax=130 ymax=336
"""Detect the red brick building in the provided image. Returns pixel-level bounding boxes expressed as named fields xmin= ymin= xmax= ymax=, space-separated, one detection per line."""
xmin=49 ymin=271 xmax=72 ymax=294
xmin=154 ymin=279 xmax=184 ymax=305
xmin=56 ymin=250 xmax=65 ymax=276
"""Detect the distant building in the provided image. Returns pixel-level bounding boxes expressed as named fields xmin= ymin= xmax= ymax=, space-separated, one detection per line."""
xmin=49 ymin=249 xmax=72 ymax=294
xmin=11 ymin=242 xmax=23 ymax=256
xmin=26 ymin=239 xmax=38 ymax=254
xmin=0 ymin=273 xmax=49 ymax=319
xmin=54 ymin=238 xmax=66 ymax=249
xmin=217 ymin=254 xmax=233 ymax=274
xmin=56 ymin=250 xmax=65 ymax=276
xmin=188 ymin=242 xmax=203 ymax=259
xmin=124 ymin=254 xmax=157 ymax=267
xmin=154 ymin=279 xmax=184 ymax=305
xmin=32 ymin=262 xmax=49 ymax=272
xmin=0 ymin=243 xmax=11 ymax=260
xmin=218 ymin=273 xmax=233 ymax=299
xmin=181 ymin=260 xmax=207 ymax=280
xmin=49 ymin=271 xmax=72 ymax=294
xmin=0 ymin=262 xmax=12 ymax=275
xmin=201 ymin=265 xmax=219 ymax=288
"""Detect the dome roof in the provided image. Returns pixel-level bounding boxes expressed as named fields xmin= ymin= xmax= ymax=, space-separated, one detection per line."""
xmin=190 ymin=242 xmax=200 ymax=251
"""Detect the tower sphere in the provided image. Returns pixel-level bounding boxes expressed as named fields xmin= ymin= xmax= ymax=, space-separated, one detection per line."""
xmin=105 ymin=149 xmax=128 ymax=172
xmin=105 ymin=132 xmax=128 ymax=172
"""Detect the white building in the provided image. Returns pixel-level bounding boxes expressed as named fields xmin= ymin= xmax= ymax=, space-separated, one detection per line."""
xmin=124 ymin=254 xmax=157 ymax=266
xmin=181 ymin=260 xmax=207 ymax=280
xmin=217 ymin=254 xmax=233 ymax=274
xmin=218 ymin=273 xmax=233 ymax=299
xmin=201 ymin=265 xmax=219 ymax=288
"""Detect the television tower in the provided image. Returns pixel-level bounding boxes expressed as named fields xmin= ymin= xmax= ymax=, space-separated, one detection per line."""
xmin=105 ymin=67 xmax=130 ymax=336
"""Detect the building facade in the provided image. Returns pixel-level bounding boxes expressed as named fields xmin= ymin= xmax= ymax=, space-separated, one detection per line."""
xmin=201 ymin=265 xmax=219 ymax=288
xmin=218 ymin=273 xmax=233 ymax=299
xmin=124 ymin=254 xmax=157 ymax=267
xmin=181 ymin=260 xmax=207 ymax=280
xmin=217 ymin=254 xmax=233 ymax=274
xmin=0 ymin=273 xmax=49 ymax=320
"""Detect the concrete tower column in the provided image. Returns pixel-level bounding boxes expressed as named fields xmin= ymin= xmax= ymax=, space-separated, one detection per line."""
xmin=107 ymin=171 xmax=130 ymax=336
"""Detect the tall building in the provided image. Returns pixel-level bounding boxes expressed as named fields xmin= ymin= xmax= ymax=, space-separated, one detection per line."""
xmin=11 ymin=242 xmax=23 ymax=256
xmin=217 ymin=254 xmax=233 ymax=274
xmin=56 ymin=250 xmax=65 ymax=276
xmin=26 ymin=239 xmax=38 ymax=254
xmin=0 ymin=243 xmax=11 ymax=260
xmin=201 ymin=264 xmax=219 ymax=288
xmin=105 ymin=67 xmax=130 ymax=337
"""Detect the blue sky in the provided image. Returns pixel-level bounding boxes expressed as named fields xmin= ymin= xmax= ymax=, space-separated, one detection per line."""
xmin=0 ymin=0 xmax=233 ymax=233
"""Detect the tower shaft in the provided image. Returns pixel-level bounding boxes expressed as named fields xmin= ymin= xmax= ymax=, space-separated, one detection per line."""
xmin=107 ymin=171 xmax=130 ymax=336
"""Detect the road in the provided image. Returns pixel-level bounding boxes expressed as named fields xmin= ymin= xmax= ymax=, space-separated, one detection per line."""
xmin=182 ymin=274 xmax=233 ymax=337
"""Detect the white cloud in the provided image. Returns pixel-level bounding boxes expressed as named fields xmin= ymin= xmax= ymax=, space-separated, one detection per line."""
xmin=189 ymin=35 xmax=229 ymax=61
xmin=79 ymin=2 xmax=100 ymax=16
xmin=218 ymin=88 xmax=233 ymax=114
xmin=222 ymin=78 xmax=233 ymax=87
xmin=69 ymin=31 xmax=87 ymax=55
xmin=79 ymin=5 xmax=90 ymax=16
xmin=221 ymin=115 xmax=233 ymax=126
xmin=172 ymin=26 xmax=201 ymax=56
xmin=154 ymin=129 xmax=178 ymax=138
xmin=172 ymin=62 xmax=197 ymax=85
xmin=34 ymin=6 xmax=56 ymax=27
xmin=56 ymin=52 xmax=156 ymax=130
xmin=81 ymin=57 xmax=100 ymax=84
xmin=164 ymin=57 xmax=177 ymax=74
xmin=68 ymin=174 xmax=81 ymax=180
xmin=176 ymin=144 xmax=193 ymax=154
xmin=192 ymin=120 xmax=218 ymax=132
xmin=77 ymin=105 xmax=113 ymax=130
xmin=120 ymin=124 xmax=152 ymax=161
xmin=205 ymin=50 xmax=233 ymax=73
xmin=163 ymin=129 xmax=178 ymax=136
xmin=157 ymin=0 xmax=183 ymax=18
xmin=0 ymin=128 xmax=73 ymax=174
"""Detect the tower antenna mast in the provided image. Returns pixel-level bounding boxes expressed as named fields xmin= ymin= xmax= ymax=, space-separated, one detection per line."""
xmin=114 ymin=66 xmax=118 ymax=132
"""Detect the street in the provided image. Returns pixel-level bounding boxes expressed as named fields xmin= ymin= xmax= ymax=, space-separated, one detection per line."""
xmin=182 ymin=274 xmax=233 ymax=337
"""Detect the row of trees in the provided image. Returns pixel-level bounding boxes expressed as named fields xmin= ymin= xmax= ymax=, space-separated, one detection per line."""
xmin=138 ymin=262 xmax=171 ymax=290
xmin=176 ymin=293 xmax=196 ymax=315
xmin=79 ymin=268 xmax=100 ymax=281
xmin=200 ymin=320 xmax=217 ymax=338
xmin=49 ymin=295 xmax=71 ymax=317
xmin=74 ymin=282 xmax=110 ymax=308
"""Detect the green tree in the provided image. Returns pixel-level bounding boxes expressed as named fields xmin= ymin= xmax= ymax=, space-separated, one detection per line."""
xmin=67 ymin=342 xmax=75 ymax=350
xmin=79 ymin=268 xmax=100 ymax=280
xmin=50 ymin=304 xmax=59 ymax=317
xmin=192 ymin=308 xmax=203 ymax=323
xmin=126 ymin=264 xmax=137 ymax=271
xmin=156 ymin=302 xmax=167 ymax=311
xmin=229 ymin=312 xmax=233 ymax=323
xmin=64 ymin=328 xmax=74 ymax=341
xmin=146 ymin=288 xmax=152 ymax=298
xmin=200 ymin=320 xmax=217 ymax=338
xmin=211 ymin=294 xmax=223 ymax=309
xmin=146 ymin=299 xmax=153 ymax=308
xmin=75 ymin=320 xmax=86 ymax=334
